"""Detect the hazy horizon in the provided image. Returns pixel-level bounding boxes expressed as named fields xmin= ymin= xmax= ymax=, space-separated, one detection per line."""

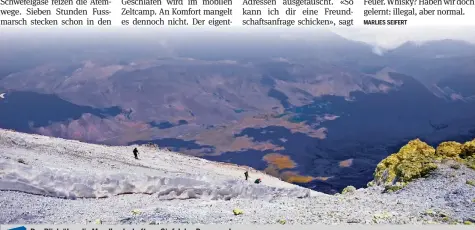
xmin=1 ymin=26 xmax=475 ymax=49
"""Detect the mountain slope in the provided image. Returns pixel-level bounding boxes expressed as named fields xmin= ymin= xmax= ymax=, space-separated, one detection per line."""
xmin=1 ymin=32 xmax=475 ymax=197
xmin=1 ymin=130 xmax=474 ymax=224
xmin=380 ymin=40 xmax=475 ymax=99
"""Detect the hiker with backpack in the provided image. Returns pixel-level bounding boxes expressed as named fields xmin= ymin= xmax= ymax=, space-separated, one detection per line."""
xmin=133 ymin=147 xmax=139 ymax=159
xmin=244 ymin=171 xmax=249 ymax=180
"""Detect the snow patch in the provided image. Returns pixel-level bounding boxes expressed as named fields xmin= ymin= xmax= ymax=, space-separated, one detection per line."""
xmin=0 ymin=159 xmax=310 ymax=200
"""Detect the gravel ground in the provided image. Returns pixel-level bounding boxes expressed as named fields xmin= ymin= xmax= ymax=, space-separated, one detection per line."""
xmin=0 ymin=129 xmax=474 ymax=225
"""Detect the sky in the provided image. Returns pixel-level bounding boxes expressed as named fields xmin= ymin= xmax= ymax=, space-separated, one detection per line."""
xmin=331 ymin=26 xmax=475 ymax=48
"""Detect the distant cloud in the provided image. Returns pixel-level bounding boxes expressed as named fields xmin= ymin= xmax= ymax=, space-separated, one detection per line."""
xmin=371 ymin=46 xmax=385 ymax=56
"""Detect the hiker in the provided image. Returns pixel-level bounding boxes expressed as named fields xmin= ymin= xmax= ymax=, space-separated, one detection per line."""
xmin=133 ymin=147 xmax=139 ymax=159
xmin=254 ymin=178 xmax=262 ymax=184
xmin=244 ymin=171 xmax=249 ymax=180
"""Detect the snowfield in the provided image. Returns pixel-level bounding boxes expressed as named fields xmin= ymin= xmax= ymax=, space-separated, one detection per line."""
xmin=0 ymin=129 xmax=315 ymax=200
xmin=1 ymin=129 xmax=474 ymax=224
xmin=0 ymin=158 xmax=310 ymax=200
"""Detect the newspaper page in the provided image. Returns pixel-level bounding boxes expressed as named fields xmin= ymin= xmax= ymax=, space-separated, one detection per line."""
xmin=1 ymin=0 xmax=475 ymax=227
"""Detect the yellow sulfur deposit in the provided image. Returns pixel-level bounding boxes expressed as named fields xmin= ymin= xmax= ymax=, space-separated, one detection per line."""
xmin=435 ymin=141 xmax=462 ymax=159
xmin=372 ymin=138 xmax=475 ymax=187
xmin=373 ymin=139 xmax=437 ymax=185
xmin=233 ymin=208 xmax=243 ymax=215
xmin=461 ymin=139 xmax=475 ymax=158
